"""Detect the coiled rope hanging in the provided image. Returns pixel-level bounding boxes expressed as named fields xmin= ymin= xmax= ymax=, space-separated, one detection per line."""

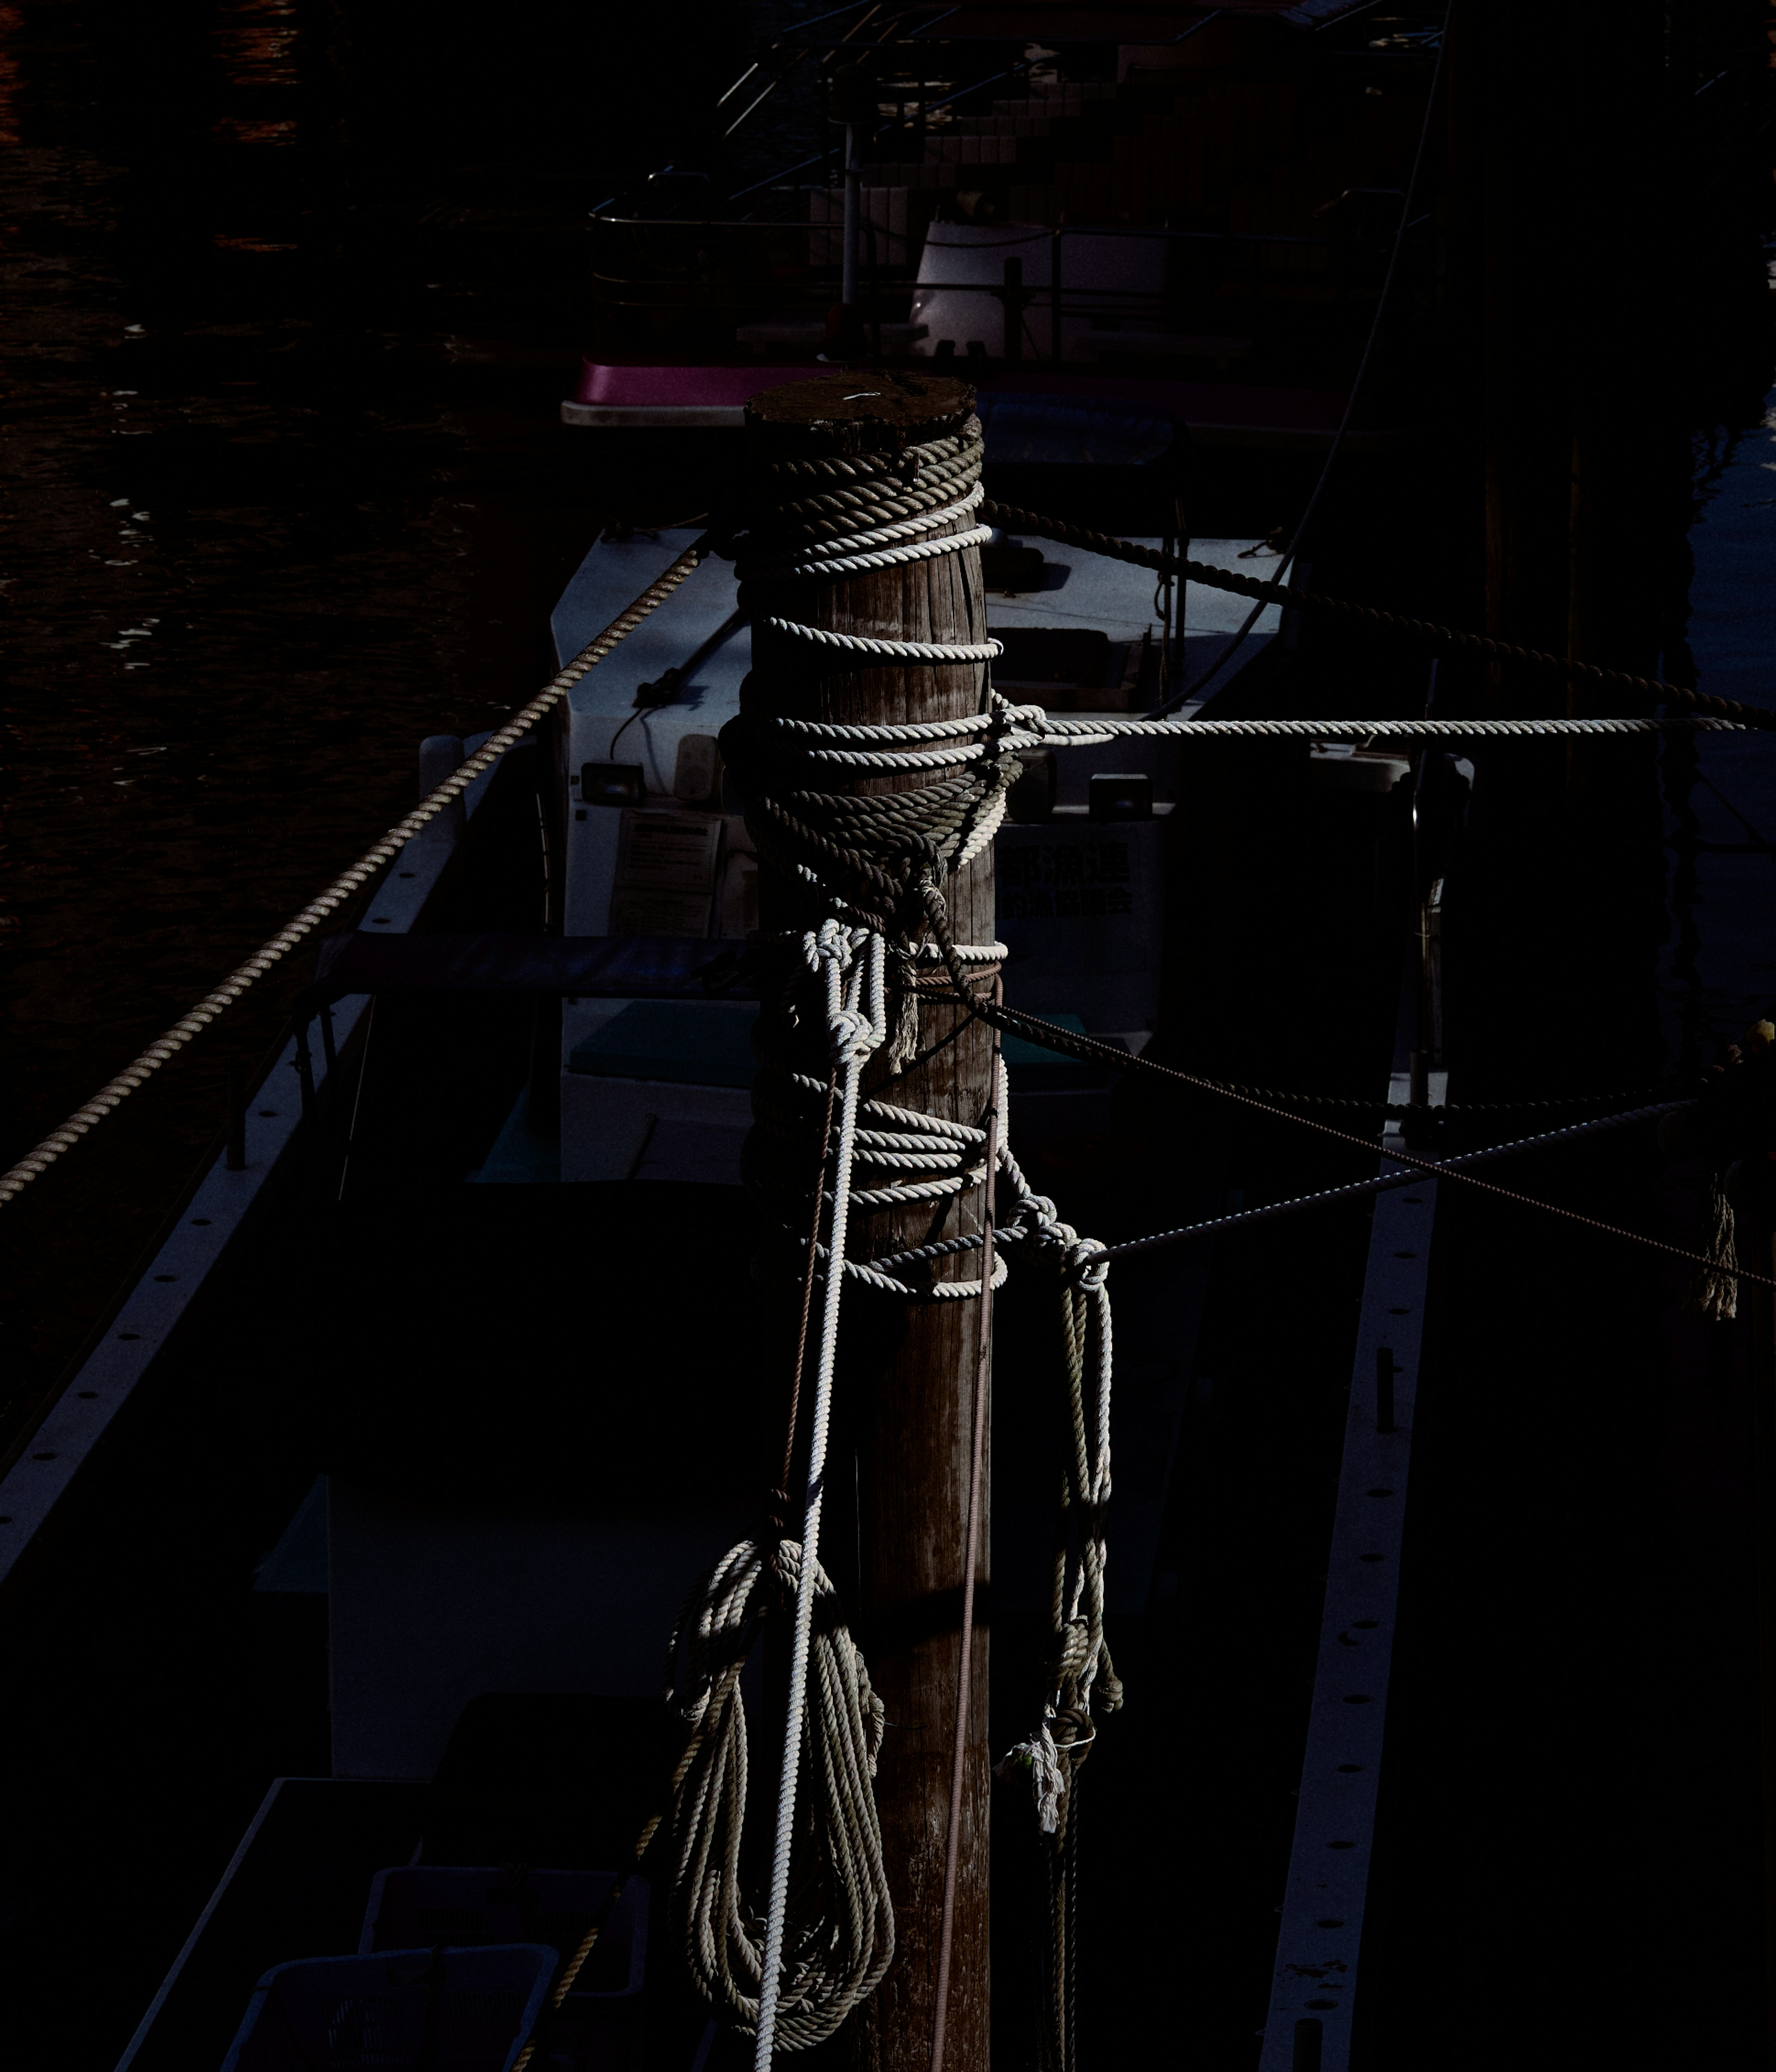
xmin=667 ymin=929 xmax=898 ymax=2062
xmin=665 ymin=1531 xmax=894 ymax=2054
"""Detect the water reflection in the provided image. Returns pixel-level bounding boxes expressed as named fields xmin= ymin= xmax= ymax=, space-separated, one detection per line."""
xmin=0 ymin=6 xmax=22 ymax=148
xmin=215 ymin=0 xmax=299 ymax=91
xmin=0 ymin=0 xmax=737 ymax=1414
xmin=213 ymin=0 xmax=300 ymax=146
xmin=213 ymin=117 xmax=296 ymax=143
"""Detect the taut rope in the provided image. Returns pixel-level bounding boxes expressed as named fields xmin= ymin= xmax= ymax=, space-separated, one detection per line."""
xmin=979 ymin=499 xmax=1775 ymax=732
xmin=0 ymin=539 xmax=709 ymax=1208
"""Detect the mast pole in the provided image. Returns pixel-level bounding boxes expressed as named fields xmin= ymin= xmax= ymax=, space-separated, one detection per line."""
xmin=741 ymin=373 xmax=994 ymax=2072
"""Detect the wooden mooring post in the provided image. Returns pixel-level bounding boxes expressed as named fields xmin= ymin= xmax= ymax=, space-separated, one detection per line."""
xmin=1750 ymin=1221 xmax=1776 ymax=2072
xmin=740 ymin=372 xmax=994 ymax=2070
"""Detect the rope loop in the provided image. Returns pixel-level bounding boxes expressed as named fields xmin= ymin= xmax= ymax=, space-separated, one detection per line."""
xmin=759 ymin=618 xmax=1004 ymax=668
xmin=665 ymin=1535 xmax=893 ymax=2052
xmin=1063 ymin=1237 xmax=1111 ymax=1293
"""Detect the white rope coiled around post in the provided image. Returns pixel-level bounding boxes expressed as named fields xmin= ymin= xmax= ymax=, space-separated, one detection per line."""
xmin=722 ymin=410 xmax=1024 ymax=947
xmin=723 ymin=413 xmax=1142 ymax=2072
xmin=742 ymin=480 xmax=992 ymax=581
xmin=758 ymin=619 xmax=1003 ymax=668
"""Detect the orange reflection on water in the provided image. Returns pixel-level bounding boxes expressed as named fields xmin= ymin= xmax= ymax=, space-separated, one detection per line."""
xmin=213 ymin=117 xmax=297 ymax=144
xmin=0 ymin=5 xmax=23 ymax=148
xmin=214 ymin=0 xmax=297 ymax=147
xmin=215 ymin=0 xmax=299 ymax=91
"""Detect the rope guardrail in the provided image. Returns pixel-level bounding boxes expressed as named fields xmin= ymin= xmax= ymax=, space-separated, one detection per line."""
xmin=6 ymin=475 xmax=1739 ymax=1218
xmin=1028 ymin=714 xmax=1745 ymax=738
xmin=1088 ymin=1099 xmax=1696 ymax=1262
xmin=918 ymin=967 xmax=1776 ymax=1292
xmin=0 ymin=539 xmax=708 ymax=1209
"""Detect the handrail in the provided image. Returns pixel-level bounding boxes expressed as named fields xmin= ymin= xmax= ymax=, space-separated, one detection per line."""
xmin=0 ymin=543 xmax=709 ymax=1210
xmin=729 ymin=152 xmax=836 ymax=205
xmin=722 ymin=0 xmax=893 ymax=143
xmin=727 ymin=29 xmax=1048 ymax=204
xmin=715 ymin=0 xmax=885 ymax=105
xmin=590 ymin=210 xmax=1338 ymax=248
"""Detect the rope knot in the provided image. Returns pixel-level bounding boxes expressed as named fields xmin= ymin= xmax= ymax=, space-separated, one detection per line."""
xmin=1054 ymin=1621 xmax=1095 ymax=1683
xmin=1024 ymin=1200 xmax=1078 ymax=1258
xmin=997 ymin=697 xmax=1048 ymax=733
xmin=1063 ymin=1237 xmax=1110 ymax=1289
xmin=826 ymin=1005 xmax=877 ymax=1063
xmin=809 ymin=918 xmax=853 ymax=971
xmin=758 ymin=1487 xmax=793 ymax=1556
xmin=1049 ymin=1702 xmax=1096 ymax=1757
xmin=994 ymin=1717 xmax=1068 ymax=1835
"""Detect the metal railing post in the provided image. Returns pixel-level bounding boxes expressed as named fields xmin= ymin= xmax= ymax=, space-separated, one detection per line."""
xmin=842 ymin=123 xmax=861 ymax=310
xmin=1050 ymin=227 xmax=1063 ymax=362
xmin=1375 ymin=1345 xmax=1397 ymax=1434
xmin=292 ymin=1018 xmax=316 ymax=1128
xmin=225 ymin=1069 xmax=246 ymax=1172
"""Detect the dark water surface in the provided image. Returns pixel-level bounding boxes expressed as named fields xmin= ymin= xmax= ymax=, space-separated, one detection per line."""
xmin=0 ymin=0 xmax=742 ymax=1409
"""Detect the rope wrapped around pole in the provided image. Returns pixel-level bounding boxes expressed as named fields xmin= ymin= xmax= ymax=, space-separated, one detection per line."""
xmin=728 ymin=378 xmax=1120 ymax=2072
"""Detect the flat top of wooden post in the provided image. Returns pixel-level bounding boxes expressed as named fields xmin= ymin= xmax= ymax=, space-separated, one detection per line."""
xmin=745 ymin=372 xmax=976 ymax=452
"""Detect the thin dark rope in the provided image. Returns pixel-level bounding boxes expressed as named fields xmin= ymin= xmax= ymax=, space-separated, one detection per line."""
xmin=916 ymin=889 xmax=1776 ymax=1289
xmin=981 ymin=500 xmax=1776 ymax=733
xmin=776 ymin=1065 xmax=839 ymax=1525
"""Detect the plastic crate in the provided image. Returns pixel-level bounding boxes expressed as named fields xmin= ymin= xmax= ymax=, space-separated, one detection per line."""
xmin=360 ymin=1870 xmax=648 ymax=2072
xmin=360 ymin=1869 xmax=647 ymax=1993
xmin=220 ymin=1943 xmax=554 ymax=2072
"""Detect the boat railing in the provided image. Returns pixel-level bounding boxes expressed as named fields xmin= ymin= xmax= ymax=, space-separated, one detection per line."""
xmin=583 ymin=208 xmax=1366 ymax=363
